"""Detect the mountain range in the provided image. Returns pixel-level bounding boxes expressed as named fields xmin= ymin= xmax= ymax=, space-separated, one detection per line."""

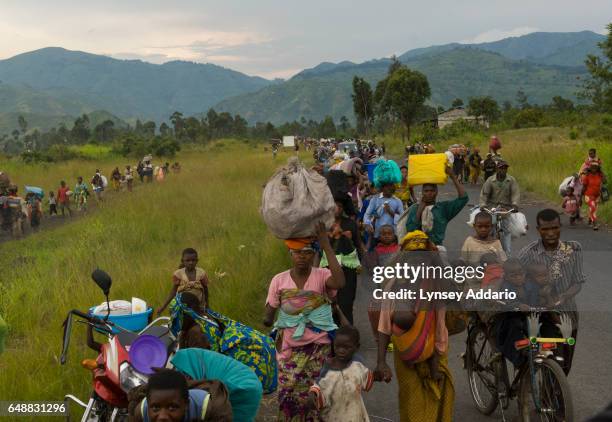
xmin=0 ymin=30 xmax=605 ymax=132
xmin=216 ymin=31 xmax=604 ymax=124
xmin=0 ymin=47 xmax=273 ymax=133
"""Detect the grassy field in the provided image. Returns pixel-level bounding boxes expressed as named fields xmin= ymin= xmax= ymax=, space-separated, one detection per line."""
xmin=385 ymin=126 xmax=612 ymax=223
xmin=0 ymin=141 xmax=299 ymax=416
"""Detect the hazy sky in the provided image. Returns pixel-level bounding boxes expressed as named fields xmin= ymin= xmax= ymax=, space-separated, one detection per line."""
xmin=1 ymin=0 xmax=610 ymax=79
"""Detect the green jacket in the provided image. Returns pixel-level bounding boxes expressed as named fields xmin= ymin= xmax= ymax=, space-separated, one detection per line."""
xmin=405 ymin=194 xmax=468 ymax=245
xmin=479 ymin=175 xmax=520 ymax=209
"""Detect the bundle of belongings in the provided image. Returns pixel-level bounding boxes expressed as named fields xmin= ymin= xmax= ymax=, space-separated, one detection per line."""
xmin=261 ymin=157 xmax=335 ymax=239
xmin=372 ymin=159 xmax=402 ymax=188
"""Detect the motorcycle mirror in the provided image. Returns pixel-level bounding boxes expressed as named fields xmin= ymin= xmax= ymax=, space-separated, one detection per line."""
xmin=91 ymin=269 xmax=112 ymax=295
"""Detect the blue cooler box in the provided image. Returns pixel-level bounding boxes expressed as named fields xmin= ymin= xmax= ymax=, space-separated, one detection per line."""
xmin=89 ymin=307 xmax=152 ymax=334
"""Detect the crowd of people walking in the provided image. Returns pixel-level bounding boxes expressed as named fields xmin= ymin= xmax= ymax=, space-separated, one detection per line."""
xmin=0 ymin=158 xmax=181 ymax=239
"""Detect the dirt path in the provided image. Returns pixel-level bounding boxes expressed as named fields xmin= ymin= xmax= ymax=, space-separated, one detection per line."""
xmin=0 ymin=179 xmax=156 ymax=243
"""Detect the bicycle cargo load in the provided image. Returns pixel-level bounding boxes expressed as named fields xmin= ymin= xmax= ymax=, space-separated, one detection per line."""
xmin=261 ymin=157 xmax=335 ymax=239
xmin=408 ymin=153 xmax=448 ymax=186
xmin=506 ymin=212 xmax=528 ymax=238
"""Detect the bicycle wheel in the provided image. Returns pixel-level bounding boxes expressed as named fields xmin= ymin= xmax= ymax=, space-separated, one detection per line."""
xmin=518 ymin=358 xmax=573 ymax=422
xmin=466 ymin=323 xmax=499 ymax=415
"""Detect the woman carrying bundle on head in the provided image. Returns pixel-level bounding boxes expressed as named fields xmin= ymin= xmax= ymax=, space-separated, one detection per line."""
xmin=263 ymin=223 xmax=345 ymax=421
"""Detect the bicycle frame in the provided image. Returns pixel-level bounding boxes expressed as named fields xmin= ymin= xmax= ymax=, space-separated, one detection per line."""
xmin=466 ymin=310 xmax=574 ymax=418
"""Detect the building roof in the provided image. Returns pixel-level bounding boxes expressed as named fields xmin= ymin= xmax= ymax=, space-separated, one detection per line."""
xmin=438 ymin=108 xmax=469 ymax=119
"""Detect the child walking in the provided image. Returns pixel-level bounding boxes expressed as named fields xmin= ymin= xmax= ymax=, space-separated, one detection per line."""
xmin=26 ymin=193 xmax=42 ymax=230
xmin=48 ymin=191 xmax=57 ymax=216
xmin=562 ymin=186 xmax=579 ymax=225
xmin=308 ymin=326 xmax=375 ymax=421
xmin=157 ymin=248 xmax=210 ymax=316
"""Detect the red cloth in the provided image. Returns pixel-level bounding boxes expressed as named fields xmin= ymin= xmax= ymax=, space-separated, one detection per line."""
xmin=481 ymin=264 xmax=504 ymax=288
xmin=57 ymin=187 xmax=69 ymax=203
xmin=374 ymin=243 xmax=399 ymax=255
xmin=582 ymin=173 xmax=603 ymax=198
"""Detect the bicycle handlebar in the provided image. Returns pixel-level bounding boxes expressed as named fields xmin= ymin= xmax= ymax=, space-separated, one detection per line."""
xmin=481 ymin=207 xmax=516 ymax=216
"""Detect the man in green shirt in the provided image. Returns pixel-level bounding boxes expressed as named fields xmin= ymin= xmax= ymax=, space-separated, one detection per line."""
xmin=405 ymin=166 xmax=468 ymax=250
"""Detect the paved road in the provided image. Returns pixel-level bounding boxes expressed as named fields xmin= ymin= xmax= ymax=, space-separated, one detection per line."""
xmin=357 ymin=182 xmax=612 ymax=421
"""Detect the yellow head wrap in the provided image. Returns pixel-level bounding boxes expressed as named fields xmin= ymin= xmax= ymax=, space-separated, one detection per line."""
xmin=400 ymin=230 xmax=430 ymax=251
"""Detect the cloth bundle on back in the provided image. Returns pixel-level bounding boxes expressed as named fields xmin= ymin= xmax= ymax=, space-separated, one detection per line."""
xmin=261 ymin=157 xmax=335 ymax=239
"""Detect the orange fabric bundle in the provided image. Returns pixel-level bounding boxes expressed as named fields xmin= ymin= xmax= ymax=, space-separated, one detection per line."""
xmin=284 ymin=238 xmax=314 ymax=250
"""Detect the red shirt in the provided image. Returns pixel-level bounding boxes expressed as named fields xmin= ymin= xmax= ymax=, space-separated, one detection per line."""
xmin=57 ymin=187 xmax=69 ymax=203
xmin=375 ymin=243 xmax=400 ymax=255
xmin=582 ymin=173 xmax=603 ymax=198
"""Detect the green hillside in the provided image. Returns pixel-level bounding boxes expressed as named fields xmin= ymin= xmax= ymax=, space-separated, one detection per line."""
xmin=216 ymin=48 xmax=587 ymax=124
xmin=0 ymin=109 xmax=127 ymax=135
xmin=397 ymin=31 xmax=604 ymax=67
xmin=474 ymin=31 xmax=604 ymax=65
xmin=0 ymin=31 xmax=603 ymax=128
xmin=0 ymin=48 xmax=273 ymax=123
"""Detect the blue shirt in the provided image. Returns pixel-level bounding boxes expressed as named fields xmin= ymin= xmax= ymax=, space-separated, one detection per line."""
xmin=363 ymin=194 xmax=404 ymax=238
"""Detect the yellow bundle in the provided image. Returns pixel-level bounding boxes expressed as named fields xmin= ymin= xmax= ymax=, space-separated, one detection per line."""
xmin=408 ymin=153 xmax=448 ymax=186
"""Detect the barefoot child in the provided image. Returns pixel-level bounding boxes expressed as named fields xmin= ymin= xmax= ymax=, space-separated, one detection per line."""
xmin=308 ymin=326 xmax=375 ymax=421
xmin=157 ymin=248 xmax=210 ymax=316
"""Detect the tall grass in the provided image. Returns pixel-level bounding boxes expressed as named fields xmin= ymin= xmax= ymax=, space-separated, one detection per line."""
xmin=0 ymin=141 xmax=296 ymax=414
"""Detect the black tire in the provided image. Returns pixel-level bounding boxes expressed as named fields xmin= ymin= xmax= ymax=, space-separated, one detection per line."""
xmin=518 ymin=358 xmax=574 ymax=422
xmin=466 ymin=323 xmax=499 ymax=415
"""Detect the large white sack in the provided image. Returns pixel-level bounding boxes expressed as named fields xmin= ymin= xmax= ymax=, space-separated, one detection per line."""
xmin=506 ymin=212 xmax=528 ymax=238
xmin=261 ymin=157 xmax=335 ymax=239
xmin=558 ymin=176 xmax=574 ymax=197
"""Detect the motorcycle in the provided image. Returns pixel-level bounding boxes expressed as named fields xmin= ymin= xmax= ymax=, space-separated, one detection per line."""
xmin=60 ymin=269 xmax=176 ymax=421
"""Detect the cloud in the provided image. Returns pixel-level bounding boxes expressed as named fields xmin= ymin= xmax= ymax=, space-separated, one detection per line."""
xmin=461 ymin=27 xmax=540 ymax=44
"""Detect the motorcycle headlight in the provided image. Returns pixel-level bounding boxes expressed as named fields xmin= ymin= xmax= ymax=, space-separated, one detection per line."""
xmin=119 ymin=362 xmax=148 ymax=392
